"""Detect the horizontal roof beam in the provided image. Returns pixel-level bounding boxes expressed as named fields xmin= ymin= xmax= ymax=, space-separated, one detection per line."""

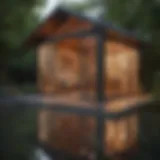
xmin=40 ymin=26 xmax=106 ymax=44
xmin=0 ymin=95 xmax=157 ymax=120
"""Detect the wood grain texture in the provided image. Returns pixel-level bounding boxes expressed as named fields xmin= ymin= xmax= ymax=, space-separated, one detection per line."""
xmin=37 ymin=37 xmax=146 ymax=158
xmin=38 ymin=93 xmax=151 ymax=158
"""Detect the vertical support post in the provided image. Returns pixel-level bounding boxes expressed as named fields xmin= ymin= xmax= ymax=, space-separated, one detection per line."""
xmin=95 ymin=27 xmax=106 ymax=160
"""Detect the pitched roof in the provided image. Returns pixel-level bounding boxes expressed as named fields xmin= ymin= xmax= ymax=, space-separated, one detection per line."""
xmin=24 ymin=6 xmax=148 ymax=48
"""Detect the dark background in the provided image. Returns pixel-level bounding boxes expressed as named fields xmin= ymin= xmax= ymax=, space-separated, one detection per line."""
xmin=0 ymin=0 xmax=159 ymax=159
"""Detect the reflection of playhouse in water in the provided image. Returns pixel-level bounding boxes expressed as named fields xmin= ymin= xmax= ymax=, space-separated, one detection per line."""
xmin=25 ymin=6 xmax=152 ymax=160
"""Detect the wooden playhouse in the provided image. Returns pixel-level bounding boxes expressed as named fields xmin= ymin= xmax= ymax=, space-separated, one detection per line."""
xmin=25 ymin=6 xmax=153 ymax=160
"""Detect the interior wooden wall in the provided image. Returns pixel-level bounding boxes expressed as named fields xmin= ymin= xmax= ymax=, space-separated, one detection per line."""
xmin=36 ymin=37 xmax=149 ymax=159
xmin=37 ymin=43 xmax=56 ymax=93
xmin=37 ymin=37 xmax=142 ymax=97
xmin=80 ymin=37 xmax=142 ymax=97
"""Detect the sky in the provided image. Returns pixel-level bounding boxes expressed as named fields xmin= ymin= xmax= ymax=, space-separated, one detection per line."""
xmin=40 ymin=0 xmax=102 ymax=20
xmin=41 ymin=0 xmax=85 ymax=17
xmin=41 ymin=0 xmax=59 ymax=17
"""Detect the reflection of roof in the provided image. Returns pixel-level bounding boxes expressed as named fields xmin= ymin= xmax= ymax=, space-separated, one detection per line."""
xmin=24 ymin=6 xmax=148 ymax=48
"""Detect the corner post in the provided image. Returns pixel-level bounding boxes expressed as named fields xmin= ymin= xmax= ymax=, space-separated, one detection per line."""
xmin=95 ymin=26 xmax=106 ymax=160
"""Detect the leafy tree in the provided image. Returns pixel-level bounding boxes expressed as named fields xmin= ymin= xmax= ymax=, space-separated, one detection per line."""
xmin=0 ymin=0 xmax=44 ymax=85
xmin=0 ymin=1 xmax=44 ymax=160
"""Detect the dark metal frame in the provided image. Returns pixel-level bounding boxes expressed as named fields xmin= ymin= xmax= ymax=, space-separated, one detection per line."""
xmin=0 ymin=24 xmax=158 ymax=160
xmin=39 ymin=25 xmax=106 ymax=158
xmin=0 ymin=95 xmax=156 ymax=118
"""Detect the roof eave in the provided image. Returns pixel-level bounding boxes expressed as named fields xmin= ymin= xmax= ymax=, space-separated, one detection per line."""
xmin=23 ymin=6 xmax=149 ymax=48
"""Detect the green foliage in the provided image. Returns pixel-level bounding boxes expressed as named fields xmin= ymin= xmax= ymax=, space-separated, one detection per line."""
xmin=0 ymin=1 xmax=43 ymax=160
xmin=0 ymin=0 xmax=43 ymax=84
